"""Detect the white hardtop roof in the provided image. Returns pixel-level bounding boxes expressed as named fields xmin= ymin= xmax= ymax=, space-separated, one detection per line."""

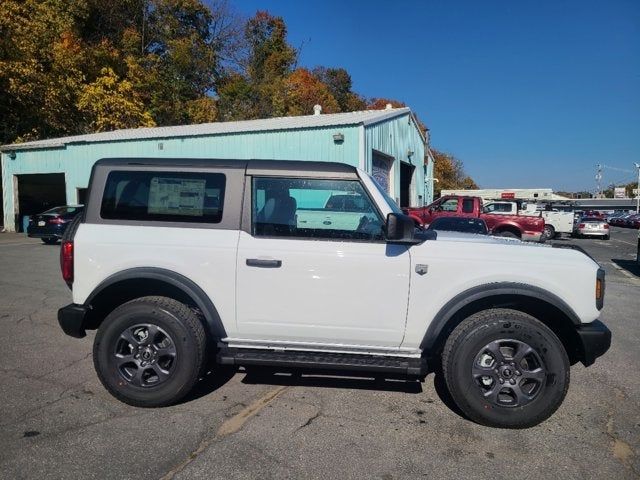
xmin=2 ymin=107 xmax=419 ymax=152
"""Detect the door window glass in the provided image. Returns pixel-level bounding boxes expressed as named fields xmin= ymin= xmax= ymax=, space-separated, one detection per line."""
xmin=440 ymin=199 xmax=459 ymax=212
xmin=252 ymin=177 xmax=384 ymax=240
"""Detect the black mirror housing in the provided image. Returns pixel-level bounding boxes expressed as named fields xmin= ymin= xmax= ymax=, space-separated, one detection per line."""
xmin=385 ymin=213 xmax=420 ymax=244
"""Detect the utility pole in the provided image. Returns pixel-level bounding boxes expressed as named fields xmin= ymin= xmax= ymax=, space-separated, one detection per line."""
xmin=634 ymin=163 xmax=640 ymax=213
xmin=595 ymin=164 xmax=603 ymax=198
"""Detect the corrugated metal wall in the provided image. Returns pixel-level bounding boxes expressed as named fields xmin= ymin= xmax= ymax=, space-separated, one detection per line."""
xmin=364 ymin=113 xmax=428 ymax=206
xmin=1 ymin=116 xmax=432 ymax=231
xmin=2 ymin=126 xmax=360 ymax=230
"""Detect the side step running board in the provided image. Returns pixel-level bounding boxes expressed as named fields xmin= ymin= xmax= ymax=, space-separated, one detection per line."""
xmin=217 ymin=347 xmax=428 ymax=377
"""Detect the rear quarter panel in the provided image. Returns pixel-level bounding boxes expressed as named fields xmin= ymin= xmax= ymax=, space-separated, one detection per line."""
xmin=73 ymin=224 xmax=240 ymax=336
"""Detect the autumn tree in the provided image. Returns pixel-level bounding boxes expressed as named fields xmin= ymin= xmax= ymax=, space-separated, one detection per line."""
xmin=285 ymin=68 xmax=339 ymax=116
xmin=432 ymin=148 xmax=478 ymax=197
xmin=313 ymin=67 xmax=366 ymax=112
xmin=77 ymin=67 xmax=155 ymax=131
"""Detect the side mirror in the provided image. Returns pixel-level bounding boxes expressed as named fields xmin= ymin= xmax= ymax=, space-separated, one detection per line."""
xmin=385 ymin=213 xmax=420 ymax=244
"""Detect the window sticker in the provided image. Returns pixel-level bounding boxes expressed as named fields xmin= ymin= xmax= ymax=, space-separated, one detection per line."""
xmin=148 ymin=177 xmax=206 ymax=216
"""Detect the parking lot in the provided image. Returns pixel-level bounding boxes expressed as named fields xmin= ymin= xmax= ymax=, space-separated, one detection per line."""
xmin=0 ymin=228 xmax=638 ymax=480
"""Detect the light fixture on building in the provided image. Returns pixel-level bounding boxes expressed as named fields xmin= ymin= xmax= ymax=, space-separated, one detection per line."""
xmin=407 ymin=149 xmax=414 ymax=157
xmin=8 ymin=151 xmax=16 ymax=160
xmin=333 ymin=132 xmax=344 ymax=143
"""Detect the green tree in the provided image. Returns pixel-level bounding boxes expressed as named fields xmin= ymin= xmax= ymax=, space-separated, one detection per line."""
xmin=312 ymin=67 xmax=366 ymax=112
xmin=217 ymin=11 xmax=297 ymax=120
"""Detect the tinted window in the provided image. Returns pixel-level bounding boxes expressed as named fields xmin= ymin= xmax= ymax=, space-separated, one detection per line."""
xmin=252 ymin=177 xmax=383 ymax=241
xmin=43 ymin=206 xmax=82 ymax=215
xmin=101 ymin=171 xmax=225 ymax=223
xmin=462 ymin=198 xmax=475 ymax=213
xmin=427 ymin=217 xmax=488 ymax=235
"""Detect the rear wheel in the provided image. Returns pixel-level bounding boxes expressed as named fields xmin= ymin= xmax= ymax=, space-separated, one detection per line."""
xmin=93 ymin=296 xmax=206 ymax=407
xmin=543 ymin=225 xmax=555 ymax=240
xmin=442 ymin=308 xmax=569 ymax=428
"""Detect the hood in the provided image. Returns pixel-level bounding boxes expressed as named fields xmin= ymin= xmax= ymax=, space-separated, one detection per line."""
xmin=433 ymin=230 xmax=550 ymax=248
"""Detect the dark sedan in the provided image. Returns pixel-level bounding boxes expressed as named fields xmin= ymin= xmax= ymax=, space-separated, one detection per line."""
xmin=27 ymin=206 xmax=83 ymax=244
xmin=426 ymin=217 xmax=489 ymax=235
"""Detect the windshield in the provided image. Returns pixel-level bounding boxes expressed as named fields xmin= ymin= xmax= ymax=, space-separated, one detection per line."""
xmin=42 ymin=206 xmax=83 ymax=215
xmin=368 ymin=174 xmax=402 ymax=214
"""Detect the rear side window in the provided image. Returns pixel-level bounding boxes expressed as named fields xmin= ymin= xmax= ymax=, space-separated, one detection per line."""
xmin=462 ymin=198 xmax=475 ymax=213
xmin=101 ymin=171 xmax=225 ymax=223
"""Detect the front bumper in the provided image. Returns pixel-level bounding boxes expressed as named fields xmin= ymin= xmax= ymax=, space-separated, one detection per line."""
xmin=58 ymin=303 xmax=89 ymax=338
xmin=576 ymin=320 xmax=611 ymax=366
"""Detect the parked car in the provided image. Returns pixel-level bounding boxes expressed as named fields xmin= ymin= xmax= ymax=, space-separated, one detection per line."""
xmin=576 ymin=217 xmax=610 ymax=239
xmin=609 ymin=213 xmax=632 ymax=227
xmin=481 ymin=200 xmax=573 ymax=240
xmin=426 ymin=217 xmax=488 ymax=235
xmin=57 ymin=158 xmax=610 ymax=429
xmin=625 ymin=214 xmax=640 ymax=229
xmin=27 ymin=205 xmax=84 ymax=244
xmin=404 ymin=195 xmax=545 ymax=242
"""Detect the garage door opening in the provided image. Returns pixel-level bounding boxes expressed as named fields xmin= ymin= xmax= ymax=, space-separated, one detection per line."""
xmin=77 ymin=188 xmax=88 ymax=205
xmin=400 ymin=162 xmax=415 ymax=208
xmin=15 ymin=173 xmax=66 ymax=231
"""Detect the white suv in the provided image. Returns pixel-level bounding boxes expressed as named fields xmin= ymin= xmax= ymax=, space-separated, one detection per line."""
xmin=58 ymin=158 xmax=610 ymax=428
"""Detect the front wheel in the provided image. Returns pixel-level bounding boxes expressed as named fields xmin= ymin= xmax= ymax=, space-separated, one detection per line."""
xmin=93 ymin=296 xmax=207 ymax=407
xmin=441 ymin=308 xmax=569 ymax=428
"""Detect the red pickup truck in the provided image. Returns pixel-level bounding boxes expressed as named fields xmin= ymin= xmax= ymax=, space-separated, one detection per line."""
xmin=404 ymin=195 xmax=545 ymax=242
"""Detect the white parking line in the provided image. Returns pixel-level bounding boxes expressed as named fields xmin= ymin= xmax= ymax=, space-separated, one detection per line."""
xmin=611 ymin=238 xmax=636 ymax=247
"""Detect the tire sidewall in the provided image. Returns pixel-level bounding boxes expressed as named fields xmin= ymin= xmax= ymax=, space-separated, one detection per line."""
xmin=447 ymin=314 xmax=569 ymax=428
xmin=94 ymin=301 xmax=199 ymax=406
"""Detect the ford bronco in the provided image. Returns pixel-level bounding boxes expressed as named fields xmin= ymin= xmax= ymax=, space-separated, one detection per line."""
xmin=58 ymin=158 xmax=611 ymax=428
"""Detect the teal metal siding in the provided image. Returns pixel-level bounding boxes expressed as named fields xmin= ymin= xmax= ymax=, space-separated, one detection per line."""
xmin=2 ymin=126 xmax=359 ymax=229
xmin=364 ymin=113 xmax=427 ymax=206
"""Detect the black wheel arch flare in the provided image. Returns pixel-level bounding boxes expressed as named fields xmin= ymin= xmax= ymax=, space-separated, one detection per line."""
xmin=84 ymin=267 xmax=227 ymax=340
xmin=420 ymin=282 xmax=582 ymax=354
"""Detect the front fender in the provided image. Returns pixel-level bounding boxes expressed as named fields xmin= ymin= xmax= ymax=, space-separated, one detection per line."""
xmin=419 ymin=282 xmax=582 ymax=351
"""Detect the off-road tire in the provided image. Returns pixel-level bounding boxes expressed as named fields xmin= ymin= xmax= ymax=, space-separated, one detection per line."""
xmin=442 ymin=308 xmax=570 ymax=428
xmin=93 ymin=296 xmax=206 ymax=407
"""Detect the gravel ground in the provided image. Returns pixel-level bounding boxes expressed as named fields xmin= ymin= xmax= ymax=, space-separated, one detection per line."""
xmin=0 ymin=228 xmax=638 ymax=480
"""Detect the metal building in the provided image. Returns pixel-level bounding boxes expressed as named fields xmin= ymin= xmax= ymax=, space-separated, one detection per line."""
xmin=1 ymin=107 xmax=433 ymax=231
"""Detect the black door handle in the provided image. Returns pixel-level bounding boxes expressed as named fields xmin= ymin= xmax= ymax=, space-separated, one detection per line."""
xmin=246 ymin=258 xmax=282 ymax=268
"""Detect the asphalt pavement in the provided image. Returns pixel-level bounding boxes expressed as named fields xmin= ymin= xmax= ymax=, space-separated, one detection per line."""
xmin=0 ymin=228 xmax=638 ymax=480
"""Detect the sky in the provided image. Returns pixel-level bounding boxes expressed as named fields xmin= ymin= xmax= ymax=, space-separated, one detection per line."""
xmin=229 ymin=0 xmax=639 ymax=192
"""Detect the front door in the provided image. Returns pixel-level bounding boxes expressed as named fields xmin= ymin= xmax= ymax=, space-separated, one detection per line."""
xmin=235 ymin=175 xmax=411 ymax=348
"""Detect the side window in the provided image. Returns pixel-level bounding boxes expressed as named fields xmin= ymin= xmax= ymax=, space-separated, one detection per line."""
xmin=440 ymin=199 xmax=459 ymax=212
xmin=252 ymin=177 xmax=383 ymax=241
xmin=101 ymin=170 xmax=225 ymax=223
xmin=462 ymin=198 xmax=475 ymax=213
